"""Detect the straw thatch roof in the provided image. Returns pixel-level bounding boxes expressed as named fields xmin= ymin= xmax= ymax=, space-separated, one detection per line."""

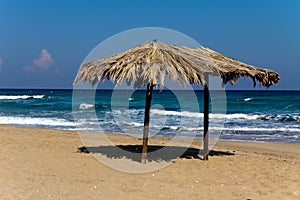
xmin=74 ymin=40 xmax=279 ymax=88
xmin=200 ymin=47 xmax=279 ymax=87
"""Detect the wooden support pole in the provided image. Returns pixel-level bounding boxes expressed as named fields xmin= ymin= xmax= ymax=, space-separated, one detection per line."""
xmin=203 ymin=74 xmax=209 ymax=160
xmin=142 ymin=83 xmax=154 ymax=164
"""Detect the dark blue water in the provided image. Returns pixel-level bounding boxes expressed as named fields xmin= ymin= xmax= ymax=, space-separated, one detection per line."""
xmin=0 ymin=89 xmax=299 ymax=143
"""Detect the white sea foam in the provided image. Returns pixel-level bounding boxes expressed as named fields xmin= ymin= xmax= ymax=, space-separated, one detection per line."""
xmin=224 ymin=113 xmax=260 ymax=120
xmin=221 ymin=127 xmax=300 ymax=133
xmin=150 ymin=109 xmax=260 ymax=120
xmin=244 ymin=98 xmax=252 ymax=101
xmin=111 ymin=108 xmax=299 ymax=126
xmin=119 ymin=121 xmax=300 ymax=133
xmin=0 ymin=116 xmax=74 ymax=127
xmin=79 ymin=103 xmax=94 ymax=110
xmin=0 ymin=95 xmax=44 ymax=100
xmin=151 ymin=109 xmax=202 ymax=118
xmin=125 ymin=122 xmax=144 ymax=127
xmin=163 ymin=125 xmax=300 ymax=133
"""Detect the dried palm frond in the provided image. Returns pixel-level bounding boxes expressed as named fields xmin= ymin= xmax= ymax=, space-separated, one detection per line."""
xmin=74 ymin=40 xmax=279 ymax=88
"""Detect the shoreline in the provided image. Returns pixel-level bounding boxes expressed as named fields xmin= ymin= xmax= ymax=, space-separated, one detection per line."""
xmin=1 ymin=124 xmax=299 ymax=199
xmin=2 ymin=124 xmax=300 ymax=145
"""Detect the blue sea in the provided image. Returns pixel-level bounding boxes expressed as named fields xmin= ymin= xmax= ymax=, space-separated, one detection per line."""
xmin=0 ymin=89 xmax=299 ymax=144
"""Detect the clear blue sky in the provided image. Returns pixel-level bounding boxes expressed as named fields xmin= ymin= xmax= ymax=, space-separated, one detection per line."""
xmin=0 ymin=0 xmax=299 ymax=89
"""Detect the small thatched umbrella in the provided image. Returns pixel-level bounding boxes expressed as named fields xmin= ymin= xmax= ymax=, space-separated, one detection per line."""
xmin=74 ymin=40 xmax=279 ymax=163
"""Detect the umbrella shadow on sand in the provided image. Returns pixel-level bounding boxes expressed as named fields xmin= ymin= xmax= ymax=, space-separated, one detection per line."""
xmin=77 ymin=145 xmax=235 ymax=163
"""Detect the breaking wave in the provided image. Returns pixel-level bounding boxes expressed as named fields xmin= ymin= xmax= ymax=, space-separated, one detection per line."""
xmin=0 ymin=95 xmax=44 ymax=100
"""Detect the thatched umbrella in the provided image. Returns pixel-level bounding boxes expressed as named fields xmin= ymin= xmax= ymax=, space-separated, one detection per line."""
xmin=74 ymin=40 xmax=279 ymax=163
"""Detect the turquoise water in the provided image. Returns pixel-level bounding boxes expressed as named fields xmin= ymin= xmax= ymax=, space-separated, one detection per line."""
xmin=0 ymin=89 xmax=299 ymax=143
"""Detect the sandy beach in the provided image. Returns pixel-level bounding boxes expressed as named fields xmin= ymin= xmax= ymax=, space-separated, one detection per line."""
xmin=0 ymin=125 xmax=299 ymax=200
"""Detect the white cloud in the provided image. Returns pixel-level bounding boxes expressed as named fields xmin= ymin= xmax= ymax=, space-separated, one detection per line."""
xmin=24 ymin=49 xmax=54 ymax=73
xmin=33 ymin=49 xmax=54 ymax=70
